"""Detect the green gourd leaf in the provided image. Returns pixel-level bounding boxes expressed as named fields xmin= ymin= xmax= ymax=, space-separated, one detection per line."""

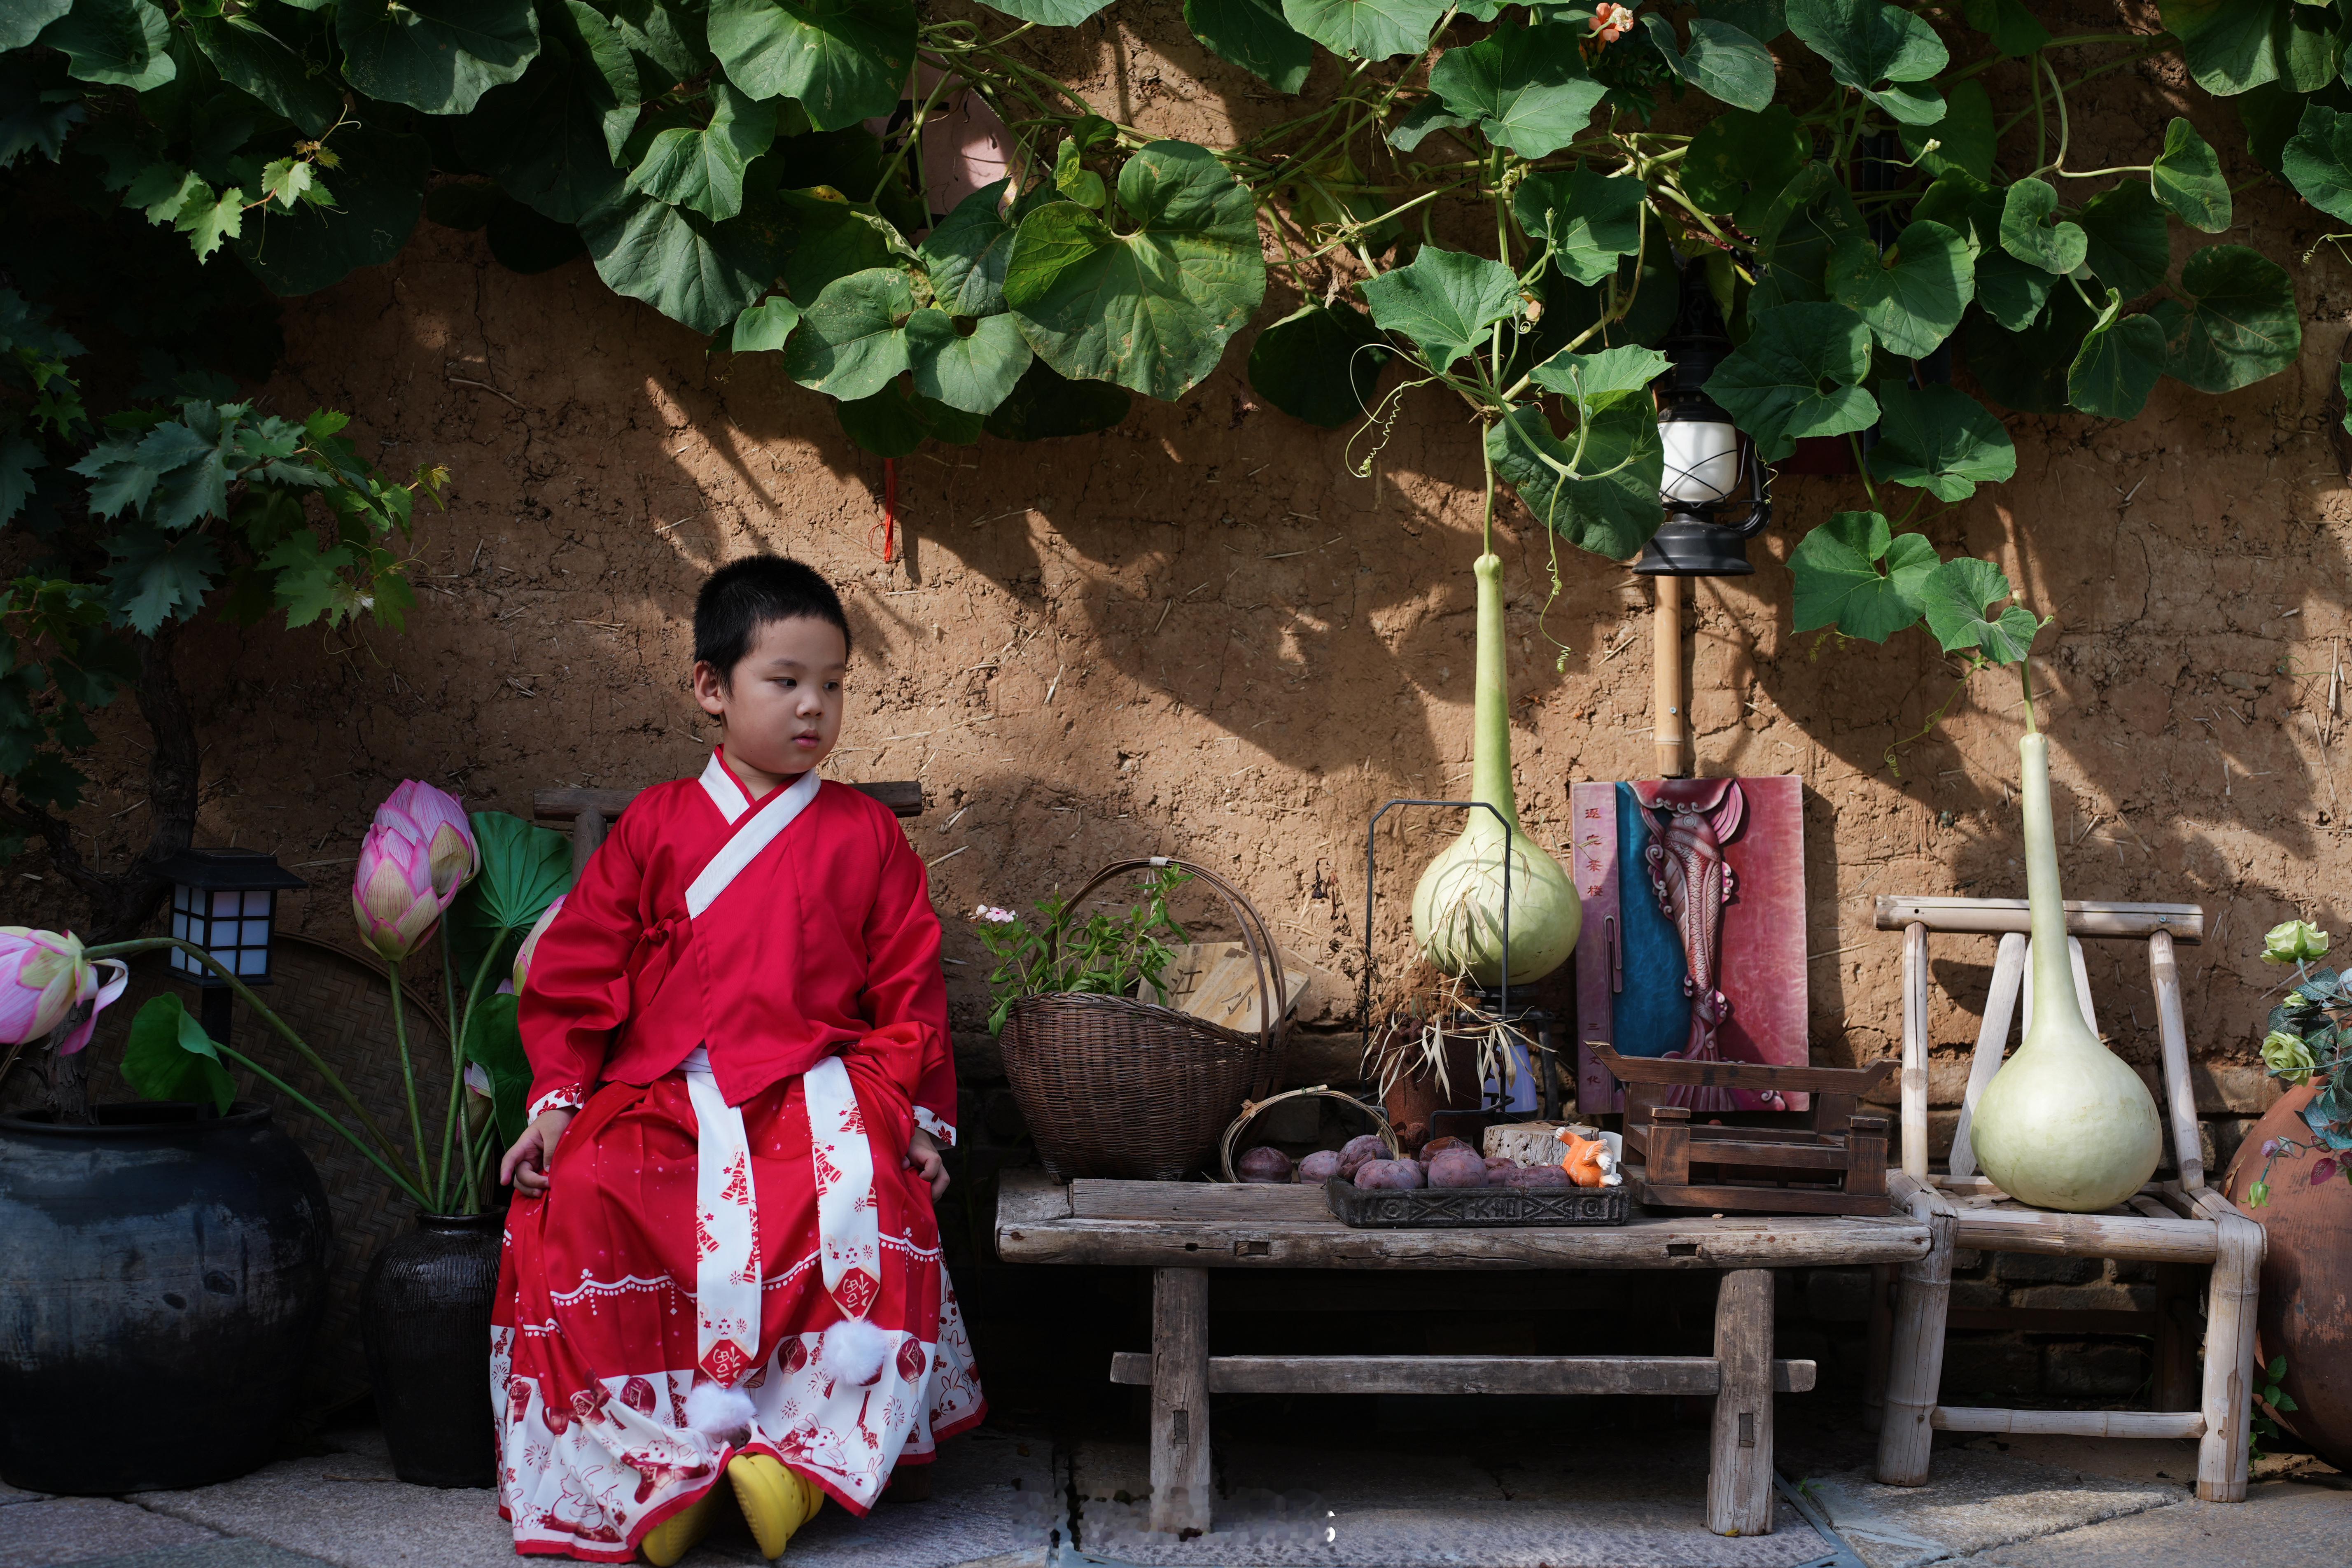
xmin=336 ymin=0 xmax=541 ymax=116
xmin=1919 ymin=555 xmax=2039 ymax=664
xmin=1357 ymin=245 xmax=1520 ymax=372
xmin=455 ymin=0 xmax=641 ymax=225
xmin=39 ymin=0 xmax=175 ymax=91
xmin=729 ymin=295 xmax=801 ymax=353
xmin=1788 ymin=510 xmax=1937 ymax=642
xmin=905 ymin=308 xmax=1033 ymax=414
xmin=1513 ymin=168 xmax=1647 ymax=286
xmin=582 ymin=187 xmax=783 ymax=336
xmin=2283 ymin=101 xmax=2352 ymax=224
xmin=2153 ymin=117 xmax=2231 ymax=232
xmin=1680 ymin=104 xmax=1809 ymax=222
xmin=1487 ymin=397 xmax=1664 ymax=562
xmin=2066 ymin=288 xmax=2168 ymax=420
xmin=1826 ymin=218 xmax=1973 ymax=359
xmin=627 ymin=82 xmax=776 ymax=222
xmin=1185 ymin=0 xmax=1315 ymax=92
xmin=2160 ymin=0 xmax=2291 ymax=96
xmin=1866 ymin=382 xmax=2016 ymax=501
xmin=980 ymin=358 xmax=1132 ymax=441
xmin=918 ymin=180 xmax=1017 ymax=317
xmin=1279 ymin=0 xmax=1449 ymax=61
xmin=1002 ymin=142 xmax=1266 ymax=401
xmin=707 ymin=0 xmax=915 ymax=131
xmin=185 ymin=14 xmax=342 ymax=138
xmin=1786 ymin=0 xmax=1947 ymax=124
xmin=2149 ymin=243 xmax=2302 ymax=394
xmin=2076 ymin=181 xmax=2171 ymax=299
xmin=782 ymin=266 xmax=918 ymax=400
xmin=232 ymin=126 xmax=429 ymax=296
xmin=1999 ymin=178 xmax=2088 ymax=275
xmin=1701 ymin=301 xmax=1877 ymax=462
xmin=1428 ymin=22 xmax=1606 ymax=159
xmin=1247 ymin=302 xmax=1393 ymax=429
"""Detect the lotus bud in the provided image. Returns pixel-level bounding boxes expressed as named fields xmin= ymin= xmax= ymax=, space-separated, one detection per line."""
xmin=2262 ymin=919 xmax=2330 ymax=965
xmin=2261 ymin=1029 xmax=2318 ymax=1085
xmin=513 ymin=896 xmax=566 ymax=994
xmin=352 ymin=822 xmax=443 ymax=961
xmin=0 ymin=928 xmax=129 ymax=1052
xmin=375 ymin=780 xmax=478 ymax=903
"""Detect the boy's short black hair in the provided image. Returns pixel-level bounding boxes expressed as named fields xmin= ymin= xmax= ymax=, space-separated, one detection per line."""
xmin=693 ymin=555 xmax=852 ymax=681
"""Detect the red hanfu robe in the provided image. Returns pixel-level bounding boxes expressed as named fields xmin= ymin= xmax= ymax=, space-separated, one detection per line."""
xmin=489 ymin=752 xmax=983 ymax=1561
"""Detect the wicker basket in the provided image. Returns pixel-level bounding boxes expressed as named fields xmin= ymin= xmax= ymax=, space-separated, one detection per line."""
xmin=1217 ymin=1085 xmax=1398 ymax=1182
xmin=1000 ymin=857 xmax=1291 ymax=1182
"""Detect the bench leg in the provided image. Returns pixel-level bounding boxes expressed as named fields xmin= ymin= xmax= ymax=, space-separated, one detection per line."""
xmin=1148 ymin=1267 xmax=1213 ymax=1535
xmin=1875 ymin=1190 xmax=1954 ymax=1486
xmin=2197 ymin=1215 xmax=2261 ymax=1502
xmin=1708 ymin=1268 xmax=1773 ymax=1537
xmin=1861 ymin=1262 xmax=1895 ymax=1435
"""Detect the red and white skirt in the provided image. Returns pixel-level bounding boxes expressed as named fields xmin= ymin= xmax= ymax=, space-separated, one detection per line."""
xmin=489 ymin=1061 xmax=984 ymax=1561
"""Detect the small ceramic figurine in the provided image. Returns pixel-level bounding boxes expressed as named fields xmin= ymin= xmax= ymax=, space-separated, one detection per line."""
xmin=1554 ymin=1127 xmax=1622 ymax=1188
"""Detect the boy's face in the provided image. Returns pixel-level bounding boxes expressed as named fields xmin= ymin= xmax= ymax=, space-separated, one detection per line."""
xmin=691 ymin=615 xmax=847 ymax=779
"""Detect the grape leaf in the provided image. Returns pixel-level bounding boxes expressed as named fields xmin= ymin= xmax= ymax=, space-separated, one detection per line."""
xmin=1789 ymin=510 xmax=1937 ymax=641
xmin=1702 ymin=301 xmax=1877 ymax=462
xmin=1866 ymin=382 xmax=2016 ymax=500
xmin=232 ymin=126 xmax=429 ymax=296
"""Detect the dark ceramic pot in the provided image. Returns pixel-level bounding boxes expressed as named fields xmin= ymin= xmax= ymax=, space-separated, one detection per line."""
xmin=0 ymin=1101 xmax=331 ymax=1493
xmin=361 ymin=1211 xmax=504 ymax=1488
xmin=2224 ymin=1081 xmax=2352 ymax=1471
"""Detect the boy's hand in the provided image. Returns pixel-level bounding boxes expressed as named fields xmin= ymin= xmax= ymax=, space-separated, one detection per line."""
xmin=501 ymin=1108 xmax=576 ymax=1196
xmin=906 ymin=1128 xmax=949 ymax=1202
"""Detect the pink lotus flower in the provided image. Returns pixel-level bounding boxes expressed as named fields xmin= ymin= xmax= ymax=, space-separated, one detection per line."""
xmin=0 ymin=928 xmax=129 ymax=1053
xmin=373 ymin=781 xmax=477 ymax=903
xmin=512 ymin=896 xmax=566 ymax=993
xmin=352 ymin=821 xmax=443 ymax=961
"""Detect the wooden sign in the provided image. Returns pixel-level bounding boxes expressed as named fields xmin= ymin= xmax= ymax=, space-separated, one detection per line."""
xmin=1572 ymin=775 xmax=1809 ymax=1113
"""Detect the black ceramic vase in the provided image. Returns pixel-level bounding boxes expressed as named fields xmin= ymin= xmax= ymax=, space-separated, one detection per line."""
xmin=361 ymin=1211 xmax=504 ymax=1488
xmin=0 ymin=1101 xmax=331 ymax=1493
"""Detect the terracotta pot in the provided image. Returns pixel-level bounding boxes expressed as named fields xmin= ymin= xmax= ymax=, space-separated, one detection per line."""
xmin=1375 ymin=1029 xmax=1483 ymax=1153
xmin=2222 ymin=1080 xmax=2352 ymax=1471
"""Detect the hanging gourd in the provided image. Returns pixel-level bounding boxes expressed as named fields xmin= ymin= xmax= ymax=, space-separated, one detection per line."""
xmin=1409 ymin=553 xmax=1581 ymax=987
xmin=1967 ymin=713 xmax=2163 ymax=1211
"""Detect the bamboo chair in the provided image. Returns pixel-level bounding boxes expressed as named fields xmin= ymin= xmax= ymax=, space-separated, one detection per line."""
xmin=1867 ymin=895 xmax=2263 ymax=1503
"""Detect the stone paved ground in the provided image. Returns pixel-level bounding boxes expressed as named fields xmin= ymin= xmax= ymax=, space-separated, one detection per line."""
xmin=0 ymin=1416 xmax=2337 ymax=1568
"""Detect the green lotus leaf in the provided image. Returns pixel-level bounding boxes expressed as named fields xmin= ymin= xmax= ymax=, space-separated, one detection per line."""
xmin=1357 ymin=245 xmax=1519 ymax=373
xmin=2067 ymin=289 xmax=2167 ymax=420
xmin=40 ymin=0 xmax=175 ymax=91
xmin=708 ymin=0 xmax=915 ymax=131
xmin=1827 ymin=218 xmax=1972 ymax=359
xmin=1002 ymin=142 xmax=1266 ymax=401
xmin=1920 ymin=555 xmax=2039 ymax=665
xmin=628 ymin=82 xmax=775 ymax=222
xmin=2000 ymin=179 xmax=2087 ymax=275
xmin=2151 ymin=243 xmax=2301 ymax=394
xmin=1513 ymin=169 xmax=1647 ymax=286
xmin=2153 ymin=118 xmax=2231 ymax=233
xmin=1280 ymin=0 xmax=1449 ymax=61
xmin=1488 ymin=398 xmax=1664 ymax=562
xmin=583 ymin=188 xmax=781 ymax=335
xmin=455 ymin=0 xmax=641 ymax=225
xmin=1247 ymin=303 xmax=1393 ymax=429
xmin=1787 ymin=0 xmax=1947 ymax=123
xmin=337 ymin=0 xmax=540 ymax=116
xmin=1428 ymin=22 xmax=1606 ymax=159
xmin=1185 ymin=0 xmax=1314 ymax=92
xmin=1702 ymin=301 xmax=1876 ymax=463
xmin=1789 ymin=510 xmax=1937 ymax=642
xmin=232 ymin=126 xmax=429 ymax=296
xmin=1866 ymin=383 xmax=2015 ymax=501
xmin=2076 ymin=180 xmax=2170 ymax=299
xmin=122 ymin=994 xmax=235 ymax=1116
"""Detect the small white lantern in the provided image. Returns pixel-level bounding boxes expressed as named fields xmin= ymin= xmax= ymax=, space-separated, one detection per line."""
xmin=160 ymin=848 xmax=307 ymax=986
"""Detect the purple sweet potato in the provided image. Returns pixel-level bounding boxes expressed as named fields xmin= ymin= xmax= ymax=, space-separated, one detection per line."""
xmin=1498 ymin=1163 xmax=1573 ymax=1188
xmin=1352 ymin=1158 xmax=1425 ymax=1190
xmin=1237 ymin=1145 xmax=1294 ymax=1184
xmin=1295 ymin=1149 xmax=1343 ymax=1184
xmin=1427 ymin=1148 xmax=1490 ymax=1188
xmin=1484 ymin=1154 xmax=1515 ymax=1172
xmin=1336 ymin=1134 xmax=1388 ymax=1178
xmin=1416 ymin=1136 xmax=1470 ymax=1168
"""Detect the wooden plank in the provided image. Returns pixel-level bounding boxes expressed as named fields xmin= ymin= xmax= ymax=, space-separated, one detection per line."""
xmin=1947 ymin=1204 xmax=2217 ymax=1264
xmin=1680 ymin=1138 xmax=1855 ymax=1171
xmin=1639 ymin=1182 xmax=1895 ymax=1217
xmin=1950 ymin=933 xmax=2026 ymax=1181
xmin=994 ymin=1167 xmax=1076 ymax=1230
xmin=1876 ymin=1174 xmax=1957 ymax=1486
xmin=1106 ymin=1352 xmax=1818 ymax=1397
xmin=2198 ymin=1210 xmax=2262 ymax=1502
xmin=1590 ymin=1041 xmax=1893 ymax=1095
xmin=1067 ymin=1180 xmax=1328 ymax=1221
xmin=2149 ymin=930 xmax=2204 ymax=1190
xmin=1709 ymin=1269 xmax=1775 ymax=1537
xmin=1902 ymin=922 xmax=1930 ymax=1181
xmin=1148 ymin=1269 xmax=1212 ymax=1535
xmin=1932 ymin=1407 xmax=2205 ymax=1439
xmin=1874 ymin=896 xmax=2203 ymax=943
xmin=993 ymin=1212 xmax=1932 ymax=1269
xmin=533 ymin=779 xmax=925 ymax=822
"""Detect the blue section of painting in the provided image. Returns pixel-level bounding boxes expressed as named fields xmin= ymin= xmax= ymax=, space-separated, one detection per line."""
xmin=1612 ymin=782 xmax=1690 ymax=1058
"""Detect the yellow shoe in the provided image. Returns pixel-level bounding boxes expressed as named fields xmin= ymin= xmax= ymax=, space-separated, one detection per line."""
xmin=727 ymin=1453 xmax=823 ymax=1560
xmin=639 ymin=1484 xmax=720 ymax=1566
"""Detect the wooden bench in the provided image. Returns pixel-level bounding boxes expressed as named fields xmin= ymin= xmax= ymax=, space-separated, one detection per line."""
xmin=535 ymin=781 xmax=924 ymax=873
xmin=996 ymin=1167 xmax=1930 ymax=1538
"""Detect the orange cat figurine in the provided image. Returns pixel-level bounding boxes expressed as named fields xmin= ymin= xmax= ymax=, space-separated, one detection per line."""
xmin=1554 ymin=1128 xmax=1622 ymax=1188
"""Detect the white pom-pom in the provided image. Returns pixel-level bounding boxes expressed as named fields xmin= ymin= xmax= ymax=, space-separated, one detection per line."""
xmin=819 ymin=1317 xmax=891 ymax=1387
xmin=684 ymin=1381 xmax=756 ymax=1437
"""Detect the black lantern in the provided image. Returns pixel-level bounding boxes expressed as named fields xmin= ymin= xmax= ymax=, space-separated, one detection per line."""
xmin=1635 ymin=273 xmax=1773 ymax=578
xmin=159 ymin=847 xmax=306 ymax=1044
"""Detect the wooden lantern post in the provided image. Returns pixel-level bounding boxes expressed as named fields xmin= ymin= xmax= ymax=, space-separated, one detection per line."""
xmin=1654 ymin=575 xmax=1689 ymax=779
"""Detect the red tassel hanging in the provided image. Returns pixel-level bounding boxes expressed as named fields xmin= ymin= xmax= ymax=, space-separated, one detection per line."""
xmin=869 ymin=458 xmax=899 ymax=564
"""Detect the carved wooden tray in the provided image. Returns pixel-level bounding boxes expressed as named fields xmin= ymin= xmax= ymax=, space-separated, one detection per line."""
xmin=1324 ymin=1176 xmax=1630 ymax=1228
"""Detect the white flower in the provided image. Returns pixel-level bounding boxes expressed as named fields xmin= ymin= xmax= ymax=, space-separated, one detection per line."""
xmin=972 ymin=904 xmax=1017 ymax=924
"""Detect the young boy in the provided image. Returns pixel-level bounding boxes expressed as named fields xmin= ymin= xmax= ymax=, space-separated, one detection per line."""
xmin=491 ymin=556 xmax=982 ymax=1564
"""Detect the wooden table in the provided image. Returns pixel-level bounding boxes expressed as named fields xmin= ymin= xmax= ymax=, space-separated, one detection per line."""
xmin=996 ymin=1169 xmax=1931 ymax=1538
